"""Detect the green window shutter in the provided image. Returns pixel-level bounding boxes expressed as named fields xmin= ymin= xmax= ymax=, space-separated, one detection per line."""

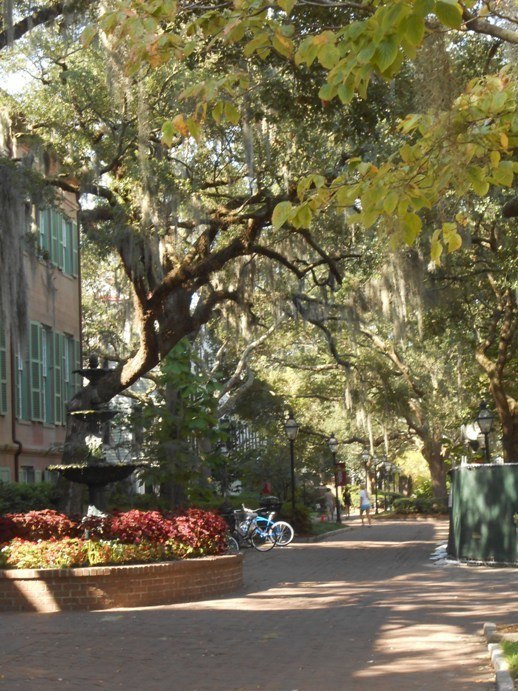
xmin=42 ymin=328 xmax=54 ymax=425
xmin=71 ymin=221 xmax=79 ymax=276
xmin=38 ymin=209 xmax=50 ymax=255
xmin=29 ymin=322 xmax=43 ymax=422
xmin=61 ymin=333 xmax=67 ymax=422
xmin=16 ymin=352 xmax=29 ymax=421
xmin=51 ymin=210 xmax=60 ymax=266
xmin=60 ymin=216 xmax=67 ymax=271
xmin=0 ymin=323 xmax=6 ymax=414
xmin=63 ymin=220 xmax=72 ymax=274
xmin=53 ymin=332 xmax=63 ymax=425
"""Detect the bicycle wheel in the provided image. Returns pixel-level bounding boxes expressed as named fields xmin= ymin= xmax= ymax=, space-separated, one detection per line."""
xmin=225 ymin=534 xmax=240 ymax=554
xmin=271 ymin=520 xmax=294 ymax=546
xmin=250 ymin=526 xmax=276 ymax=552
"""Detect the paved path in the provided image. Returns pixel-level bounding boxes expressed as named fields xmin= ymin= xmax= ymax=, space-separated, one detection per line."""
xmin=1 ymin=518 xmax=516 ymax=690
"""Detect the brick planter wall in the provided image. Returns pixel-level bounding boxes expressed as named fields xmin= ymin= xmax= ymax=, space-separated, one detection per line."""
xmin=0 ymin=554 xmax=243 ymax=612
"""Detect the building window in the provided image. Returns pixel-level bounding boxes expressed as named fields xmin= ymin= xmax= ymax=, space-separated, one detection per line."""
xmin=0 ymin=320 xmax=7 ymax=415
xmin=37 ymin=208 xmax=78 ymax=276
xmin=20 ymin=466 xmax=35 ymax=484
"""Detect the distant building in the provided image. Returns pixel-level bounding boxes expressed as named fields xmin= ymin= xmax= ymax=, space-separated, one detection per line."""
xmin=0 ymin=110 xmax=81 ymax=483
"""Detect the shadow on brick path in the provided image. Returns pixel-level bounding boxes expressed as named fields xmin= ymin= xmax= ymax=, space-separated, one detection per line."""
xmin=0 ymin=519 xmax=516 ymax=690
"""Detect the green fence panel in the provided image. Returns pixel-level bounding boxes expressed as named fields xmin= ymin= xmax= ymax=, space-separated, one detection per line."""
xmin=449 ymin=463 xmax=518 ymax=564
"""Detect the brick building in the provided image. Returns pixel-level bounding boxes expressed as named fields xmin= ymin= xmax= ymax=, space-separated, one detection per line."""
xmin=0 ymin=112 xmax=81 ymax=483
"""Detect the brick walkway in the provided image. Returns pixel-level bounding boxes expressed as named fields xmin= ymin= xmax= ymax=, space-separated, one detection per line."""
xmin=0 ymin=518 xmax=516 ymax=690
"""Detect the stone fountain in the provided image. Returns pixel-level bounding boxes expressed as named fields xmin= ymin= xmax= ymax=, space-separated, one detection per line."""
xmin=48 ymin=354 xmax=149 ymax=511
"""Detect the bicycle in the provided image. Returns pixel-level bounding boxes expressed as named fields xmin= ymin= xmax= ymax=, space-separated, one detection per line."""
xmin=231 ymin=506 xmax=277 ymax=551
xmin=226 ymin=505 xmax=294 ymax=552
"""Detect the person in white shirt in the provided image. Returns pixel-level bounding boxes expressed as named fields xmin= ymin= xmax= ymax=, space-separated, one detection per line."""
xmin=359 ymin=486 xmax=372 ymax=526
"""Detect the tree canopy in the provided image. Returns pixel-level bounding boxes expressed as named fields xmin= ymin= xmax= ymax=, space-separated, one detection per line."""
xmin=0 ymin=0 xmax=516 ymax=502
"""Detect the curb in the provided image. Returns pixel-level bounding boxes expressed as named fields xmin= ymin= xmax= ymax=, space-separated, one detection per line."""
xmin=484 ymin=623 xmax=516 ymax=691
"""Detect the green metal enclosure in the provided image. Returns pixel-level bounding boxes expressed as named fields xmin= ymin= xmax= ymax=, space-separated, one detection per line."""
xmin=448 ymin=463 xmax=518 ymax=564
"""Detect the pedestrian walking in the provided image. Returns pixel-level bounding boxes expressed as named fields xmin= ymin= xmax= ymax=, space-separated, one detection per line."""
xmin=342 ymin=486 xmax=351 ymax=517
xmin=324 ymin=488 xmax=335 ymax=522
xmin=359 ymin=485 xmax=372 ymax=526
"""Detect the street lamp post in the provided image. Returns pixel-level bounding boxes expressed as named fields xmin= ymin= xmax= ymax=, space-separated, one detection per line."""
xmin=373 ymin=457 xmax=380 ymax=514
xmin=284 ymin=412 xmax=299 ymax=516
xmin=476 ymin=401 xmax=494 ymax=463
xmin=328 ymin=434 xmax=341 ymax=523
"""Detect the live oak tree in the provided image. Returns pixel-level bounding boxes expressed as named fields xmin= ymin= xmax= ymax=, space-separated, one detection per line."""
xmin=0 ymin=0 xmax=515 ymax=502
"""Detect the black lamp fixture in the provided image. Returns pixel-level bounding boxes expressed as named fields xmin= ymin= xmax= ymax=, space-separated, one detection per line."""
xmin=476 ymin=401 xmax=494 ymax=463
xmin=328 ymin=434 xmax=341 ymax=523
xmin=284 ymin=412 xmax=299 ymax=515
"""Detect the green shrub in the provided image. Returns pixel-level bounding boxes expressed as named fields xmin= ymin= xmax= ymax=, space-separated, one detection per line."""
xmin=393 ymin=496 xmax=447 ymax=514
xmin=0 ymin=482 xmax=62 ymax=514
xmin=277 ymin=503 xmax=312 ymax=535
xmin=392 ymin=497 xmax=418 ymax=514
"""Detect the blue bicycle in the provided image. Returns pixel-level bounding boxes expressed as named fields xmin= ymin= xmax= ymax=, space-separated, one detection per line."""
xmin=228 ymin=505 xmax=294 ymax=552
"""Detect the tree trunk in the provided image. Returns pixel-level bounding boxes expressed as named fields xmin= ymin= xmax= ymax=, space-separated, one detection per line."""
xmin=422 ymin=439 xmax=448 ymax=501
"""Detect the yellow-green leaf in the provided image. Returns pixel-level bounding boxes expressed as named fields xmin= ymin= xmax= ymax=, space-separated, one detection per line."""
xmin=402 ymin=212 xmax=422 ymax=245
xmin=435 ymin=0 xmax=463 ymax=29
xmin=278 ymin=0 xmax=297 ymax=13
xmin=383 ymin=191 xmax=399 ymax=214
xmin=81 ymin=24 xmax=98 ymax=47
xmin=161 ymin=120 xmax=176 ymax=147
xmin=187 ymin=117 xmax=202 ymax=141
xmin=272 ymin=32 xmax=294 ymax=58
xmin=404 ymin=14 xmax=425 ymax=46
xmin=338 ymin=81 xmax=354 ymax=104
xmin=430 ymin=237 xmax=443 ymax=265
xmin=318 ymin=43 xmax=340 ymax=69
xmin=224 ymin=102 xmax=240 ymax=125
xmin=375 ymin=37 xmax=399 ymax=73
xmin=272 ymin=201 xmax=294 ymax=230
xmin=291 ymin=203 xmax=313 ymax=228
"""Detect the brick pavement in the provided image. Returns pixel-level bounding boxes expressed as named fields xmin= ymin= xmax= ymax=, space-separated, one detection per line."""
xmin=0 ymin=518 xmax=516 ymax=691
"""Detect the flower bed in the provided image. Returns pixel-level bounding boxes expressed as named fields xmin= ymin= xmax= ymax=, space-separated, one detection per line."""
xmin=0 ymin=508 xmax=243 ymax=612
xmin=0 ymin=555 xmax=243 ymax=612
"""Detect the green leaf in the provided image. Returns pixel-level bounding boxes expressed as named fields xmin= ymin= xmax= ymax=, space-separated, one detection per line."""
xmin=272 ymin=32 xmax=294 ymax=58
xmin=187 ymin=117 xmax=202 ymax=141
xmin=224 ymin=102 xmax=240 ymax=125
xmin=375 ymin=37 xmax=399 ymax=73
xmin=161 ymin=120 xmax=176 ymax=147
xmin=291 ymin=203 xmax=313 ymax=228
xmin=81 ymin=24 xmax=98 ymax=47
xmin=272 ymin=201 xmax=294 ymax=229
xmin=357 ymin=43 xmax=376 ymax=65
xmin=318 ymin=43 xmax=340 ymax=69
xmin=491 ymin=161 xmax=514 ymax=187
xmin=430 ymin=237 xmax=443 ymax=265
xmin=338 ymin=81 xmax=354 ymax=104
xmin=211 ymin=101 xmax=223 ymax=124
xmin=404 ymin=14 xmax=425 ymax=46
xmin=243 ymin=32 xmax=269 ymax=57
xmin=318 ymin=82 xmax=338 ymax=101
xmin=435 ymin=1 xmax=463 ymax=29
xmin=383 ymin=191 xmax=399 ymax=214
xmin=278 ymin=0 xmax=297 ymax=13
xmin=402 ymin=212 xmax=422 ymax=245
